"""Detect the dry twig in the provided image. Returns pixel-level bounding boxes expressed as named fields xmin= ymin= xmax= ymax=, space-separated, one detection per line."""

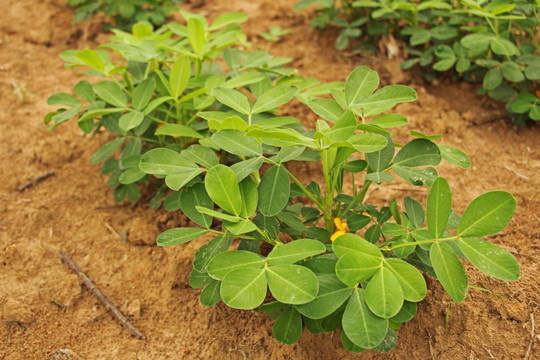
xmin=524 ymin=313 xmax=536 ymax=360
xmin=426 ymin=330 xmax=436 ymax=360
xmin=503 ymin=165 xmax=530 ymax=181
xmin=18 ymin=171 xmax=55 ymax=191
xmin=484 ymin=347 xmax=495 ymax=359
xmin=104 ymin=222 xmax=120 ymax=238
xmin=59 ymin=249 xmax=146 ymax=340
xmin=228 ymin=348 xmax=248 ymax=360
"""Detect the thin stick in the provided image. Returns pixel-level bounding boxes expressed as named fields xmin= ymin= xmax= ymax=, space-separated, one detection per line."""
xmin=484 ymin=347 xmax=495 ymax=359
xmin=228 ymin=348 xmax=248 ymax=360
xmin=503 ymin=165 xmax=530 ymax=181
xmin=59 ymin=249 xmax=146 ymax=340
xmin=524 ymin=313 xmax=535 ymax=360
xmin=426 ymin=330 xmax=436 ymax=360
xmin=104 ymin=222 xmax=120 ymax=238
xmin=18 ymin=171 xmax=55 ymax=191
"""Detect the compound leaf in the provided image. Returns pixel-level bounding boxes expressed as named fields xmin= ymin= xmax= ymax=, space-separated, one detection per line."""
xmin=458 ymin=237 xmax=520 ymax=281
xmin=266 ymin=264 xmax=319 ymax=305
xmin=384 ymin=258 xmax=427 ymax=302
xmin=458 ymin=191 xmax=516 ymax=237
xmin=273 ymin=307 xmax=303 ymax=344
xmin=252 ymin=86 xmax=298 ymax=114
xmin=212 ymin=130 xmax=262 ymax=157
xmin=267 ymin=239 xmax=326 ymax=265
xmin=156 ymin=227 xmax=208 ymax=247
xmin=365 ymin=267 xmax=404 ymax=318
xmin=205 ymin=164 xmax=243 ymax=216
xmin=207 ymin=250 xmax=265 ymax=280
xmin=221 ymin=268 xmax=267 ymax=309
xmin=295 ymin=274 xmax=353 ymax=319
xmin=427 ymin=177 xmax=451 ymax=239
xmin=342 ymin=288 xmax=388 ymax=349
xmin=257 ymin=165 xmax=290 ymax=216
xmin=180 ymin=183 xmax=213 ymax=228
xmin=430 ymin=242 xmax=468 ymax=302
xmin=345 ymin=66 xmax=379 ymax=106
xmin=193 ymin=235 xmax=233 ymax=272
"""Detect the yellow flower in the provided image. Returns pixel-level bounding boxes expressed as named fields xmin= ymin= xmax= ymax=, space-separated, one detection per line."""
xmin=331 ymin=217 xmax=349 ymax=242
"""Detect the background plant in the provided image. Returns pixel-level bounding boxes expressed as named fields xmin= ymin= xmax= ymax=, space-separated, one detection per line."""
xmin=295 ymin=0 xmax=540 ymax=126
xmin=260 ymin=26 xmax=293 ymax=50
xmin=45 ymin=12 xmax=334 ymax=208
xmin=139 ymin=65 xmax=520 ymax=353
xmin=68 ymin=0 xmax=182 ymax=30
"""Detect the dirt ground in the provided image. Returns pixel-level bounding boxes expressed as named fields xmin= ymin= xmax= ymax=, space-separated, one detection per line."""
xmin=1 ymin=0 xmax=539 ymax=359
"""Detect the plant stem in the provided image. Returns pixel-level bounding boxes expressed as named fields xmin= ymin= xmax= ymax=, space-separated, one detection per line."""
xmin=383 ymin=235 xmax=459 ymax=251
xmin=265 ymin=157 xmax=324 ymax=209
xmin=207 ymin=229 xmax=260 ymax=241
xmin=185 ymin=111 xmax=201 ymax=126
xmin=125 ymin=135 xmax=160 ymax=144
xmin=320 ymin=148 xmax=335 ymax=232
xmin=342 ymin=179 xmax=372 ymax=216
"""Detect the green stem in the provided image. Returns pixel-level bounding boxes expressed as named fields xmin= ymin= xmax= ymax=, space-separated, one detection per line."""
xmin=342 ymin=180 xmax=372 ymax=216
xmin=144 ymin=113 xmax=167 ymax=124
xmin=320 ymin=149 xmax=335 ymax=232
xmin=265 ymin=157 xmax=324 ymax=209
xmin=255 ymin=226 xmax=282 ymax=246
xmin=143 ymin=61 xmax=151 ymax=80
xmin=185 ymin=111 xmax=201 ymax=126
xmin=195 ymin=58 xmax=202 ymax=77
xmin=207 ymin=229 xmax=260 ymax=241
xmin=175 ymin=100 xmax=182 ymax=124
xmin=125 ymin=135 xmax=160 ymax=145
xmin=383 ymin=235 xmax=459 ymax=251
xmin=112 ymin=78 xmax=132 ymax=97
xmin=485 ymin=17 xmax=498 ymax=36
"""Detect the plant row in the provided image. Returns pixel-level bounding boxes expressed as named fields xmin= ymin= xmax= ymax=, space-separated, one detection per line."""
xmin=68 ymin=0 xmax=182 ymax=30
xmin=295 ymin=0 xmax=540 ymax=126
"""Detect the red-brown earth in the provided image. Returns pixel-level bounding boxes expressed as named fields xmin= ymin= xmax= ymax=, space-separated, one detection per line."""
xmin=1 ymin=0 xmax=539 ymax=359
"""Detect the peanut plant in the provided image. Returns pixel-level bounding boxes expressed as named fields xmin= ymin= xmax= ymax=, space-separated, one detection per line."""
xmin=45 ymin=12 xmax=333 ymax=207
xmin=139 ymin=66 xmax=520 ymax=353
xmin=68 ymin=0 xmax=182 ymax=30
xmin=295 ymin=0 xmax=540 ymax=126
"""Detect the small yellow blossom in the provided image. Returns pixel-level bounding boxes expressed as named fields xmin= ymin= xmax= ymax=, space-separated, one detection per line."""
xmin=331 ymin=217 xmax=349 ymax=242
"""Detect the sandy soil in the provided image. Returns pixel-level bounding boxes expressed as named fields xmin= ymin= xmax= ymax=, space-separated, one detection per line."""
xmin=1 ymin=0 xmax=539 ymax=359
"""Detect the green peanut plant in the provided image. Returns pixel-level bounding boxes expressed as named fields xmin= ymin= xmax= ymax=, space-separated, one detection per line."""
xmin=139 ymin=65 xmax=520 ymax=353
xmin=68 ymin=0 xmax=182 ymax=30
xmin=295 ymin=0 xmax=540 ymax=126
xmin=45 ymin=12 xmax=332 ymax=207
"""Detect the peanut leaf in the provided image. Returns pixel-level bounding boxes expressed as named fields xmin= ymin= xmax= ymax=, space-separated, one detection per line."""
xmin=458 ymin=191 xmax=516 ymax=238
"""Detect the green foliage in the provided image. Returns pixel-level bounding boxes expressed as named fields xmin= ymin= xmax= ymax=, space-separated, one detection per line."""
xmin=296 ymin=0 xmax=540 ymax=126
xmin=139 ymin=65 xmax=519 ymax=353
xmin=45 ymin=12 xmax=331 ymax=206
xmin=68 ymin=0 xmax=182 ymax=30
xmin=261 ymin=26 xmax=293 ymax=44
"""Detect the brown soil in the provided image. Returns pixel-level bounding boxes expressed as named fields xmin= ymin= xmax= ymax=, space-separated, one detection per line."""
xmin=1 ymin=0 xmax=539 ymax=359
